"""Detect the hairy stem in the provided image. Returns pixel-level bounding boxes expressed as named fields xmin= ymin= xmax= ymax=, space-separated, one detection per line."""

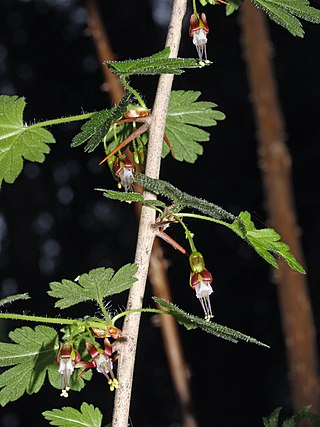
xmin=28 ymin=112 xmax=94 ymax=129
xmin=0 ymin=312 xmax=78 ymax=325
xmin=111 ymin=1 xmax=188 ymax=426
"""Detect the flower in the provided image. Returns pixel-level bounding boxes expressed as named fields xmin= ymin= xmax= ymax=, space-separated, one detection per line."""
xmin=189 ymin=251 xmax=213 ymax=319
xmin=189 ymin=13 xmax=209 ymax=61
xmin=56 ymin=342 xmax=81 ymax=398
xmin=114 ymin=157 xmax=135 ymax=192
xmin=85 ymin=340 xmax=119 ymax=391
xmin=190 ymin=268 xmax=213 ymax=319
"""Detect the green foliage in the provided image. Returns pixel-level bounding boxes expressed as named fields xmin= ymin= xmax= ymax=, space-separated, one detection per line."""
xmin=0 ymin=95 xmax=55 ymax=186
xmin=133 ymin=174 xmax=305 ymax=272
xmin=154 ymin=298 xmax=269 ymax=347
xmin=164 ymin=91 xmax=225 ymax=162
xmin=226 ymin=0 xmax=242 ymax=15
xmin=104 ymin=47 xmax=211 ymax=77
xmin=263 ymin=406 xmax=320 ymax=427
xmin=0 ymin=326 xmax=58 ymax=406
xmin=233 ymin=212 xmax=305 ymax=273
xmin=43 ymin=402 xmax=103 ymax=427
xmin=0 ymin=293 xmax=30 ymax=307
xmin=71 ymin=93 xmax=130 ymax=152
xmin=96 ymin=189 xmax=166 ymax=209
xmin=48 ymin=264 xmax=138 ymax=309
xmin=251 ymin=0 xmax=320 ymax=37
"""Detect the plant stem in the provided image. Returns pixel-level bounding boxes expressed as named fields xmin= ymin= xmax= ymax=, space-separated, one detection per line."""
xmin=176 ymin=212 xmax=234 ymax=231
xmin=121 ymin=78 xmax=147 ymax=108
xmin=0 ymin=312 xmax=78 ymax=325
xmin=112 ymin=308 xmax=167 ymax=324
xmin=111 ymin=1 xmax=188 ymax=426
xmin=27 ymin=112 xmax=94 ymax=129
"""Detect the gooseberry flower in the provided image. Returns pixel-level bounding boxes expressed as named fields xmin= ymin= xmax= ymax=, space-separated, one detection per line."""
xmin=85 ymin=340 xmax=119 ymax=391
xmin=189 ymin=13 xmax=209 ymax=61
xmin=189 ymin=251 xmax=213 ymax=319
xmin=56 ymin=342 xmax=81 ymax=398
xmin=114 ymin=157 xmax=135 ymax=192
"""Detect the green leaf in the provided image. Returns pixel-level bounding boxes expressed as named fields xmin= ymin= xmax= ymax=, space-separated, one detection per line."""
xmin=71 ymin=93 xmax=130 ymax=152
xmin=105 ymin=48 xmax=212 ymax=77
xmin=48 ymin=264 xmax=138 ymax=309
xmin=251 ymin=0 xmax=320 ymax=37
xmin=96 ymin=188 xmax=166 ymax=209
xmin=0 ymin=325 xmax=59 ymax=406
xmin=154 ymin=298 xmax=269 ymax=347
xmin=232 ymin=212 xmax=306 ymax=273
xmin=263 ymin=407 xmax=282 ymax=427
xmin=0 ymin=293 xmax=30 ymax=307
xmin=0 ymin=95 xmax=55 ymax=186
xmin=43 ymin=402 xmax=103 ymax=427
xmin=164 ymin=91 xmax=225 ymax=163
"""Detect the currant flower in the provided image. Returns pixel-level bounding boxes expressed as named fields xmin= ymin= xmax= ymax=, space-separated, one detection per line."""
xmin=114 ymin=157 xmax=135 ymax=192
xmin=189 ymin=252 xmax=213 ymax=320
xmin=86 ymin=340 xmax=119 ymax=391
xmin=189 ymin=13 xmax=209 ymax=61
xmin=56 ymin=342 xmax=81 ymax=398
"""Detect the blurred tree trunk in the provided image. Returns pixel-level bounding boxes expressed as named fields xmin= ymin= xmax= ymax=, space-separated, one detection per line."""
xmin=240 ymin=0 xmax=319 ymax=415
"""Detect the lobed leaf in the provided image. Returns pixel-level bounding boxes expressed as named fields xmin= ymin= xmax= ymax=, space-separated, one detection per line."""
xmin=104 ymin=48 xmax=212 ymax=77
xmin=71 ymin=93 xmax=130 ymax=152
xmin=164 ymin=91 xmax=225 ymax=163
xmin=48 ymin=264 xmax=138 ymax=309
xmin=154 ymin=297 xmax=269 ymax=347
xmin=0 ymin=326 xmax=58 ymax=406
xmin=263 ymin=406 xmax=320 ymax=427
xmin=43 ymin=402 xmax=103 ymax=427
xmin=0 ymin=293 xmax=30 ymax=307
xmin=0 ymin=95 xmax=55 ymax=186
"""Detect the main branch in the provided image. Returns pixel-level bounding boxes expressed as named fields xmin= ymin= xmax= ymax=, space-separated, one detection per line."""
xmin=111 ymin=1 xmax=188 ymax=426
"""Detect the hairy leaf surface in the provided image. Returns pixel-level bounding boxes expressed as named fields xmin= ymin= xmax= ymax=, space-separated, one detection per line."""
xmin=71 ymin=93 xmax=130 ymax=152
xmin=0 ymin=293 xmax=30 ymax=307
xmin=105 ymin=48 xmax=211 ymax=77
xmin=0 ymin=95 xmax=55 ymax=186
xmin=43 ymin=402 xmax=103 ymax=427
xmin=154 ymin=298 xmax=269 ymax=347
xmin=164 ymin=91 xmax=225 ymax=162
xmin=48 ymin=264 xmax=138 ymax=309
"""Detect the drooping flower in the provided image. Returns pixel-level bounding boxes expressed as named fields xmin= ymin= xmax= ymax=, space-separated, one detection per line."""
xmin=85 ymin=340 xmax=119 ymax=391
xmin=114 ymin=157 xmax=135 ymax=192
xmin=189 ymin=252 xmax=213 ymax=319
xmin=56 ymin=342 xmax=81 ymax=398
xmin=189 ymin=13 xmax=209 ymax=61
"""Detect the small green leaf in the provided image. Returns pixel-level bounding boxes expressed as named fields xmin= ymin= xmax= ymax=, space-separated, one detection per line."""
xmin=263 ymin=407 xmax=282 ymax=427
xmin=154 ymin=298 xmax=269 ymax=347
xmin=104 ymin=48 xmax=212 ymax=77
xmin=0 ymin=325 xmax=59 ymax=406
xmin=233 ymin=212 xmax=306 ymax=273
xmin=226 ymin=0 xmax=242 ymax=15
xmin=0 ymin=95 xmax=55 ymax=186
xmin=71 ymin=93 xmax=130 ymax=152
xmin=0 ymin=293 xmax=30 ymax=307
xmin=43 ymin=402 xmax=103 ymax=427
xmin=97 ymin=188 xmax=166 ymax=209
xmin=164 ymin=91 xmax=225 ymax=163
xmin=48 ymin=264 xmax=138 ymax=309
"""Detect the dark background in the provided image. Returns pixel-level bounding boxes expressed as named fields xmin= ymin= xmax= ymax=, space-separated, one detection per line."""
xmin=0 ymin=0 xmax=319 ymax=426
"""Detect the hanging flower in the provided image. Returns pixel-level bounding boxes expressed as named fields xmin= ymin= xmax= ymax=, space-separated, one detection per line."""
xmin=56 ymin=342 xmax=81 ymax=398
xmin=189 ymin=13 xmax=209 ymax=61
xmin=85 ymin=340 xmax=119 ymax=391
xmin=189 ymin=251 xmax=213 ymax=319
xmin=114 ymin=157 xmax=135 ymax=192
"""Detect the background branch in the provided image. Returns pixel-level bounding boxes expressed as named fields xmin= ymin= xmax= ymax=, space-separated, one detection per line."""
xmin=240 ymin=0 xmax=319 ymax=415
